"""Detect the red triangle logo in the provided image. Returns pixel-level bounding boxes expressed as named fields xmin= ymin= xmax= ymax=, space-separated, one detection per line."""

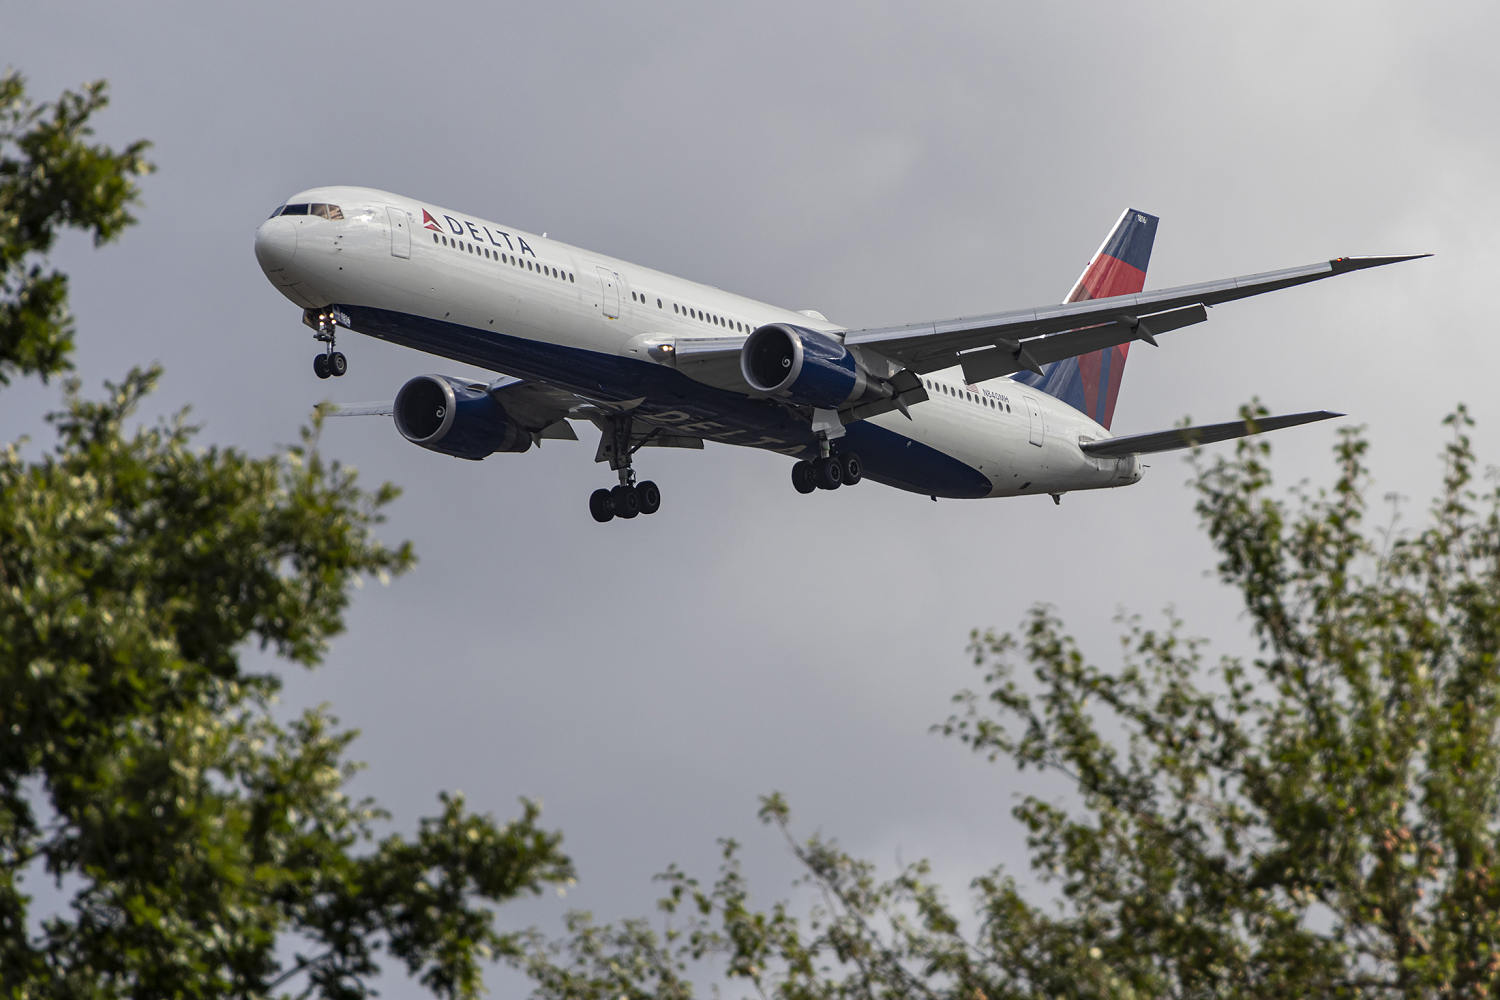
xmin=421 ymin=208 xmax=442 ymax=231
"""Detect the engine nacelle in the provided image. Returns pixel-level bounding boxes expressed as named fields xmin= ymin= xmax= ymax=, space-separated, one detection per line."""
xmin=740 ymin=324 xmax=872 ymax=409
xmin=393 ymin=375 xmax=532 ymax=460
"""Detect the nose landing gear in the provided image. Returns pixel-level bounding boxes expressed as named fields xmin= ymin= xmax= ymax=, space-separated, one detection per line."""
xmin=310 ymin=310 xmax=348 ymax=379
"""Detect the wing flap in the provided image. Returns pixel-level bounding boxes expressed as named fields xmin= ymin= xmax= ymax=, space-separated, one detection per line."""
xmin=1081 ymin=410 xmax=1342 ymax=457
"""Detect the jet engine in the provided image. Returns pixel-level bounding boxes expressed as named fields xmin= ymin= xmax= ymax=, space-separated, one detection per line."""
xmin=393 ymin=375 xmax=532 ymax=460
xmin=740 ymin=324 xmax=876 ymax=409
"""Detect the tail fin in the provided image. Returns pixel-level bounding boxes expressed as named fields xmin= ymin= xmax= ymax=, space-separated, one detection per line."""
xmin=1010 ymin=208 xmax=1159 ymax=429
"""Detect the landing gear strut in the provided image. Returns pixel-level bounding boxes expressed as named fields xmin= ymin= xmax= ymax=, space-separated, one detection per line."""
xmin=589 ymin=413 xmax=663 ymax=523
xmin=311 ymin=310 xmax=347 ymax=379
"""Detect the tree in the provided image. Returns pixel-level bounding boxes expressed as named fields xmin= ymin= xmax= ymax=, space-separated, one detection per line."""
xmin=1 ymin=75 xmax=572 ymax=998
xmin=520 ymin=408 xmax=1500 ymax=999
xmin=0 ymin=72 xmax=149 ymax=385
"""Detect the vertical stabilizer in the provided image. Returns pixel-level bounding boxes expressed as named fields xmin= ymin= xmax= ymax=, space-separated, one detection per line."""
xmin=1010 ymin=208 xmax=1158 ymax=429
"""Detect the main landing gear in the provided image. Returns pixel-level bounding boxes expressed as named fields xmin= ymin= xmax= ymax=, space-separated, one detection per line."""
xmin=791 ymin=450 xmax=862 ymax=494
xmin=589 ymin=413 xmax=663 ymax=524
xmin=311 ymin=310 xmax=348 ymax=379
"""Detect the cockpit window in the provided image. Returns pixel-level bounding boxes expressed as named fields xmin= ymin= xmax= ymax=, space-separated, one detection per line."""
xmin=273 ymin=203 xmax=342 ymax=219
xmin=267 ymin=205 xmax=285 ymax=219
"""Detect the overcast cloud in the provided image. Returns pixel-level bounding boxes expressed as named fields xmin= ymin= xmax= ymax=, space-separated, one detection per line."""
xmin=8 ymin=1 xmax=1497 ymax=994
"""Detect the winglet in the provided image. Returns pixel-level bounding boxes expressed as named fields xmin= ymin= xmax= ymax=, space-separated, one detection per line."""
xmin=1329 ymin=253 xmax=1432 ymax=273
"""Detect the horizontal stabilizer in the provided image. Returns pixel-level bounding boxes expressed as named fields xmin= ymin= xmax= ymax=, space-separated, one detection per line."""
xmin=1081 ymin=410 xmax=1342 ymax=457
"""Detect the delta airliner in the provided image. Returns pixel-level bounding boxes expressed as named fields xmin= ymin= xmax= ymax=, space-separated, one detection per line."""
xmin=252 ymin=188 xmax=1423 ymax=522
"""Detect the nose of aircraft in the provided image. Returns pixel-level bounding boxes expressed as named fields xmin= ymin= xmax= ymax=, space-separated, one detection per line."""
xmin=254 ymin=218 xmax=297 ymax=275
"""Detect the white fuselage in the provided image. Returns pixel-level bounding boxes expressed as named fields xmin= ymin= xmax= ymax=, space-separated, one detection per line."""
xmin=254 ymin=186 xmax=1141 ymax=500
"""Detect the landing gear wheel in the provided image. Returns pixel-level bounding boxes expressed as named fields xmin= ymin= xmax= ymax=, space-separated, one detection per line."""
xmin=635 ymin=480 xmax=662 ymax=515
xmin=329 ymin=351 xmax=348 ymax=377
xmin=814 ymin=456 xmax=843 ymax=490
xmin=840 ymin=451 xmax=863 ymax=486
xmin=313 ymin=353 xmax=331 ymax=379
xmin=589 ymin=488 xmax=615 ymax=523
xmin=791 ymin=460 xmax=817 ymax=494
xmin=611 ymin=483 xmax=641 ymax=519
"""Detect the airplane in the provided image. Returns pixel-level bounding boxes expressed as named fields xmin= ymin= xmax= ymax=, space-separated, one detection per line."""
xmin=253 ymin=187 xmax=1425 ymax=523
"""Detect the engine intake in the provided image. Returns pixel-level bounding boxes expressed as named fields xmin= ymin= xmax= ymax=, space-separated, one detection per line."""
xmin=393 ymin=375 xmax=532 ymax=460
xmin=740 ymin=324 xmax=871 ymax=409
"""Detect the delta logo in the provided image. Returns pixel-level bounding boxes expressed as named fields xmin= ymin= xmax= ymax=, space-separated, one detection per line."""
xmin=420 ymin=206 xmax=537 ymax=258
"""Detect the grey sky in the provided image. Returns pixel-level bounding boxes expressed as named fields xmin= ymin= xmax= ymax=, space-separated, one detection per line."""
xmin=8 ymin=1 xmax=1497 ymax=993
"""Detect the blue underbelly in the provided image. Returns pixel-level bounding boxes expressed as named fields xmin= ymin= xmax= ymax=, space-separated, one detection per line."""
xmin=341 ymin=305 xmax=991 ymax=499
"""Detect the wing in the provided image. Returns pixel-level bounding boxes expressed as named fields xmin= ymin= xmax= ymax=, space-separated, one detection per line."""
xmin=1081 ymin=410 xmax=1341 ymax=457
xmin=843 ymin=254 xmax=1429 ymax=383
xmin=663 ymin=254 xmax=1426 ymax=398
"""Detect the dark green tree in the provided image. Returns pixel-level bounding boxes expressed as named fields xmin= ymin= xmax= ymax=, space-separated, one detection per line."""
xmin=1 ymin=75 xmax=572 ymax=999
xmin=521 ymin=407 xmax=1500 ymax=1000
xmin=0 ymin=72 xmax=149 ymax=384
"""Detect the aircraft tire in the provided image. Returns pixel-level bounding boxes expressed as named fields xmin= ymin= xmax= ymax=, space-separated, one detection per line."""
xmin=791 ymin=460 xmax=817 ymax=494
xmin=814 ymin=456 xmax=843 ymax=490
xmin=329 ymin=351 xmax=348 ymax=377
xmin=841 ymin=452 xmax=863 ymax=485
xmin=611 ymin=483 xmax=641 ymax=519
xmin=589 ymin=488 xmax=615 ymax=523
xmin=313 ymin=353 xmax=331 ymax=379
xmin=636 ymin=480 xmax=662 ymax=515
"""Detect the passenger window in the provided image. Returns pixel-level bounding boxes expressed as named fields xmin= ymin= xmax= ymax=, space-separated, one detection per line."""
xmin=657 ymin=298 xmax=663 ymax=308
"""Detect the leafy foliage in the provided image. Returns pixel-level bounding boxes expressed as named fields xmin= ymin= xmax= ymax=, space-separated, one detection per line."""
xmin=522 ymin=408 xmax=1500 ymax=999
xmin=1 ymin=79 xmax=573 ymax=999
xmin=0 ymin=73 xmax=152 ymax=384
